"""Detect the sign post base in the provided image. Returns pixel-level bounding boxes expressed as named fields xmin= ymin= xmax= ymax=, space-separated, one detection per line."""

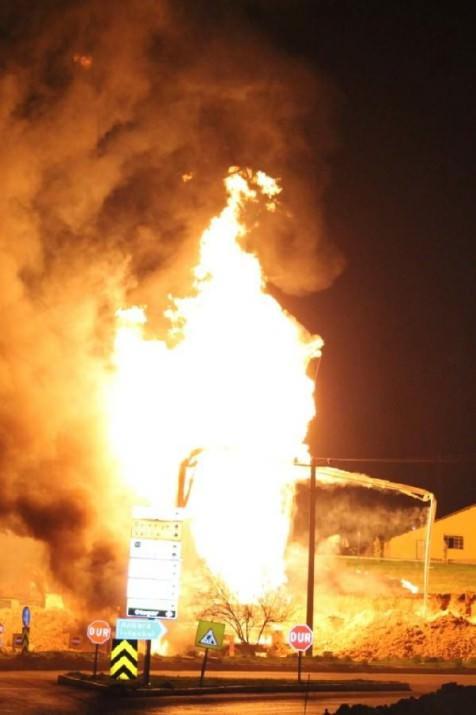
xmin=199 ymin=647 xmax=208 ymax=687
xmin=93 ymin=644 xmax=99 ymax=677
xmin=143 ymin=640 xmax=152 ymax=686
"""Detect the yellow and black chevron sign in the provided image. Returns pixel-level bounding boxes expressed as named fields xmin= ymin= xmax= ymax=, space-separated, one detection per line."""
xmin=110 ymin=638 xmax=138 ymax=680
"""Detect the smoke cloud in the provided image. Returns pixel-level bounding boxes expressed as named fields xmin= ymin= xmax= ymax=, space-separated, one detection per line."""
xmin=293 ymin=481 xmax=428 ymax=547
xmin=0 ymin=0 xmax=343 ymax=606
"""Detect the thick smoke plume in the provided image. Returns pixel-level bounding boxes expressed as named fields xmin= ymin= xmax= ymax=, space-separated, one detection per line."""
xmin=0 ymin=0 xmax=343 ymax=607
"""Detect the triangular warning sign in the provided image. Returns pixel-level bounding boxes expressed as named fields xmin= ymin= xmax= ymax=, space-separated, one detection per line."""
xmin=199 ymin=628 xmax=218 ymax=646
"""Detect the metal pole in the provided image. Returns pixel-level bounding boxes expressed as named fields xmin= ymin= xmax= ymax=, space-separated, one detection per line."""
xmin=21 ymin=626 xmax=29 ymax=655
xmin=143 ymin=639 xmax=152 ymax=686
xmin=200 ymin=647 xmax=208 ymax=687
xmin=304 ymin=354 xmax=321 ymax=657
xmin=93 ymin=644 xmax=99 ymax=677
xmin=305 ymin=458 xmax=316 ymax=656
xmin=423 ymin=494 xmax=437 ymax=616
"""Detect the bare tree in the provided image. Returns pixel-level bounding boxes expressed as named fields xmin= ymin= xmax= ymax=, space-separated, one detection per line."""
xmin=196 ymin=572 xmax=295 ymax=648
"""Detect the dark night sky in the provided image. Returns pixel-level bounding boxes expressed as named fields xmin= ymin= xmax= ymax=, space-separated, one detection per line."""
xmin=248 ymin=1 xmax=476 ymax=515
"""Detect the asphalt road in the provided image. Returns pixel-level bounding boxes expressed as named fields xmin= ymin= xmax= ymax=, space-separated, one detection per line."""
xmin=1 ymin=671 xmax=476 ymax=715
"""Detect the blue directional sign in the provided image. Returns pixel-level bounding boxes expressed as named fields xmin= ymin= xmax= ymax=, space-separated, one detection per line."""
xmin=22 ymin=607 xmax=31 ymax=628
xmin=116 ymin=618 xmax=167 ymax=641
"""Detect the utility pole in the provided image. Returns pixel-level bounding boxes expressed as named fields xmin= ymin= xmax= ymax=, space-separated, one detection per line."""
xmin=305 ymin=355 xmax=321 ymax=657
xmin=305 ymin=457 xmax=316 ymax=656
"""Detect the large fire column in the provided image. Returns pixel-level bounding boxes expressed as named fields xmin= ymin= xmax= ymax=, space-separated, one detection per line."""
xmin=107 ymin=169 xmax=323 ymax=618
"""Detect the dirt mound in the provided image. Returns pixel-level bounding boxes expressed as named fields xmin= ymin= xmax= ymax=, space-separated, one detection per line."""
xmin=343 ymin=613 xmax=476 ymax=661
xmin=313 ymin=595 xmax=476 ymax=662
xmin=332 ymin=682 xmax=476 ymax=713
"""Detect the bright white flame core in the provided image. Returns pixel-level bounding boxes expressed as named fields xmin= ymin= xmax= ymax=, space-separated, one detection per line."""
xmin=106 ymin=169 xmax=322 ymax=602
xmin=401 ymin=578 xmax=419 ymax=594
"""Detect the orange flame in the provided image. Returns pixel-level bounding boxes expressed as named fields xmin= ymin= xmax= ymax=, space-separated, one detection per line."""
xmin=106 ymin=168 xmax=322 ymax=602
xmin=72 ymin=53 xmax=93 ymax=69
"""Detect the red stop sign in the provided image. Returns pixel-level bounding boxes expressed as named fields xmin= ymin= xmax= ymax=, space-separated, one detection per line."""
xmin=288 ymin=623 xmax=313 ymax=652
xmin=87 ymin=620 xmax=111 ymax=645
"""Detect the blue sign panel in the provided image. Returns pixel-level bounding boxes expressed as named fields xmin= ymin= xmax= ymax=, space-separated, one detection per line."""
xmin=22 ymin=607 xmax=31 ymax=628
xmin=116 ymin=618 xmax=167 ymax=641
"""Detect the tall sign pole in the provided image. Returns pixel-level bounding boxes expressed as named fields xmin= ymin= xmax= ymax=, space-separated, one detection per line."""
xmin=143 ymin=639 xmax=152 ymax=686
xmin=21 ymin=606 xmax=31 ymax=655
xmin=86 ymin=620 xmax=111 ymax=677
xmin=288 ymin=624 xmax=313 ymax=680
xmin=125 ymin=506 xmax=183 ymax=684
xmin=127 ymin=507 xmax=183 ymax=620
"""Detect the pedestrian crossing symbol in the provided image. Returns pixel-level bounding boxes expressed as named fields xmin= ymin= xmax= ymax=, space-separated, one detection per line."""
xmin=195 ymin=620 xmax=225 ymax=650
xmin=200 ymin=629 xmax=217 ymax=646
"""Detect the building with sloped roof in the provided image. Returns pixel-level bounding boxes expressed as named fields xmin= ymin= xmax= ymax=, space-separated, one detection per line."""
xmin=386 ymin=504 xmax=476 ymax=562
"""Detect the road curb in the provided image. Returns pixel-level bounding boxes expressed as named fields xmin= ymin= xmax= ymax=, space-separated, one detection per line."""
xmin=57 ymin=673 xmax=411 ymax=698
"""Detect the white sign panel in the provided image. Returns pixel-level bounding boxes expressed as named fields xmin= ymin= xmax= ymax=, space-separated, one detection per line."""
xmin=130 ymin=539 xmax=181 ymax=560
xmin=132 ymin=506 xmax=183 ymax=521
xmin=128 ymin=558 xmax=180 ymax=581
xmin=131 ymin=519 xmax=182 ymax=541
xmin=127 ymin=577 xmax=179 ymax=601
xmin=127 ymin=508 xmax=183 ymax=621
